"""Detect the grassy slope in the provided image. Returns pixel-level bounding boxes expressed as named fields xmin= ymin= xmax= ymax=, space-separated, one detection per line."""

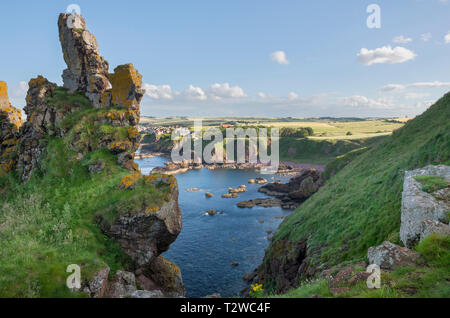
xmin=0 ymin=93 xmax=171 ymax=297
xmin=279 ymin=135 xmax=385 ymax=165
xmin=276 ymin=235 xmax=450 ymax=298
xmin=263 ymin=93 xmax=450 ymax=292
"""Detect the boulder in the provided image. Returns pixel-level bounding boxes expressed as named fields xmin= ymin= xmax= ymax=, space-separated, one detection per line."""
xmin=400 ymin=165 xmax=450 ymax=248
xmin=367 ymin=241 xmax=421 ymax=270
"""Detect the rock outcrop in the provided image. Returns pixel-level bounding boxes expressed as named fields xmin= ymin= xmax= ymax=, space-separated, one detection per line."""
xmin=367 ymin=241 xmax=421 ymax=270
xmin=99 ymin=174 xmax=182 ymax=268
xmin=0 ymin=12 xmax=183 ymax=298
xmin=400 ymin=165 xmax=450 ymax=248
xmin=0 ymin=81 xmax=23 ymax=174
xmin=257 ymin=168 xmax=324 ymax=209
xmin=58 ymin=13 xmax=110 ymax=108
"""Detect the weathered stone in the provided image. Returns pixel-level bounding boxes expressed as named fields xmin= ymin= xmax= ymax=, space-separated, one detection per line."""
xmin=141 ymin=256 xmax=186 ymax=297
xmin=58 ymin=13 xmax=110 ymax=108
xmin=258 ymin=168 xmax=324 ymax=209
xmin=400 ymin=165 xmax=450 ymax=248
xmin=99 ymin=178 xmax=182 ymax=267
xmin=107 ymin=270 xmax=137 ymax=298
xmin=16 ymin=76 xmax=59 ymax=181
xmin=87 ymin=267 xmax=110 ymax=298
xmin=0 ymin=81 xmax=23 ymax=174
xmin=257 ymin=237 xmax=308 ymax=293
xmin=367 ymin=241 xmax=421 ymax=270
xmin=419 ymin=219 xmax=450 ymax=241
xmin=129 ymin=290 xmax=164 ymax=298
xmin=105 ymin=64 xmax=145 ymax=111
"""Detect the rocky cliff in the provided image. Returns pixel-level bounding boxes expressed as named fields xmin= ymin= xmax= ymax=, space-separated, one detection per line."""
xmin=0 ymin=13 xmax=183 ymax=298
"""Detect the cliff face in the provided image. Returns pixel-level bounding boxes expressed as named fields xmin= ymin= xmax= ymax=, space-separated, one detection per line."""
xmin=0 ymin=81 xmax=23 ymax=175
xmin=0 ymin=13 xmax=183 ymax=298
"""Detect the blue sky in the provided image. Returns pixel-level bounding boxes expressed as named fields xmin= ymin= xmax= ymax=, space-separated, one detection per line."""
xmin=1 ymin=0 xmax=450 ymax=117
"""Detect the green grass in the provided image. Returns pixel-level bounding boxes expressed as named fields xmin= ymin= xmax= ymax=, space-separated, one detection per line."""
xmin=279 ymin=135 xmax=386 ymax=165
xmin=269 ymin=235 xmax=449 ymax=298
xmin=0 ymin=97 xmax=172 ymax=297
xmin=414 ymin=175 xmax=449 ymax=193
xmin=260 ymin=92 xmax=450 ymax=293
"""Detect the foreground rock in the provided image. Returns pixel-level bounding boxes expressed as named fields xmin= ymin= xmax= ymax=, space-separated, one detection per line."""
xmin=400 ymin=165 xmax=450 ymax=248
xmin=367 ymin=241 xmax=421 ymax=270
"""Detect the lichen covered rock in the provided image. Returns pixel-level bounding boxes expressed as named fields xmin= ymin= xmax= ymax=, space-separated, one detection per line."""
xmin=367 ymin=241 xmax=421 ymax=270
xmin=400 ymin=165 xmax=450 ymax=248
xmin=58 ymin=13 xmax=110 ymax=108
xmin=16 ymin=76 xmax=60 ymax=181
xmin=0 ymin=81 xmax=23 ymax=174
xmin=99 ymin=175 xmax=182 ymax=268
xmin=104 ymin=64 xmax=145 ymax=111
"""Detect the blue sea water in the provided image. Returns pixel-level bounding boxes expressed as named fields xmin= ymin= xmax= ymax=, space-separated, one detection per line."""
xmin=135 ymin=156 xmax=292 ymax=298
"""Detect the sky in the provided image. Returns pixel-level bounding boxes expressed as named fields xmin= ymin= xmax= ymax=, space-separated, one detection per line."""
xmin=1 ymin=0 xmax=450 ymax=118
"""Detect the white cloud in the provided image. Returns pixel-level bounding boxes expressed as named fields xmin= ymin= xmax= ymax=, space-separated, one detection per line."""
xmin=357 ymin=46 xmax=417 ymax=66
xmin=287 ymin=92 xmax=299 ymax=101
xmin=207 ymin=83 xmax=247 ymax=100
xmin=421 ymin=33 xmax=432 ymax=42
xmin=393 ymin=35 xmax=412 ymax=44
xmin=143 ymin=84 xmax=174 ymax=100
xmin=143 ymin=82 xmax=247 ymax=102
xmin=257 ymin=92 xmax=273 ymax=99
xmin=270 ymin=51 xmax=290 ymax=65
xmin=445 ymin=31 xmax=450 ymax=44
xmin=404 ymin=92 xmax=430 ymax=99
xmin=409 ymin=81 xmax=450 ymax=88
xmin=381 ymin=84 xmax=405 ymax=92
xmin=338 ymin=95 xmax=393 ymax=109
xmin=11 ymin=81 xmax=29 ymax=98
xmin=182 ymin=85 xmax=207 ymax=101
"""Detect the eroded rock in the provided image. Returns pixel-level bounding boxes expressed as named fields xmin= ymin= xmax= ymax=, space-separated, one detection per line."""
xmin=400 ymin=165 xmax=450 ymax=248
xmin=58 ymin=13 xmax=110 ymax=108
xmin=367 ymin=241 xmax=421 ymax=270
xmin=0 ymin=81 xmax=23 ymax=174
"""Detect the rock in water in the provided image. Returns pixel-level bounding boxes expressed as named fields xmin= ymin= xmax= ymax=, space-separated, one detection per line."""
xmin=0 ymin=81 xmax=23 ymax=175
xmin=58 ymin=13 xmax=110 ymax=108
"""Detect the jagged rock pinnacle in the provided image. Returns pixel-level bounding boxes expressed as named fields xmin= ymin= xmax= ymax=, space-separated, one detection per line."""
xmin=58 ymin=13 xmax=110 ymax=108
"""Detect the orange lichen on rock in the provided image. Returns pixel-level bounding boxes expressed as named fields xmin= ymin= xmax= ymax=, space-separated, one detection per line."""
xmin=119 ymin=173 xmax=142 ymax=189
xmin=108 ymin=140 xmax=133 ymax=153
xmin=0 ymin=81 xmax=23 ymax=174
xmin=144 ymin=174 xmax=177 ymax=191
xmin=108 ymin=64 xmax=144 ymax=110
